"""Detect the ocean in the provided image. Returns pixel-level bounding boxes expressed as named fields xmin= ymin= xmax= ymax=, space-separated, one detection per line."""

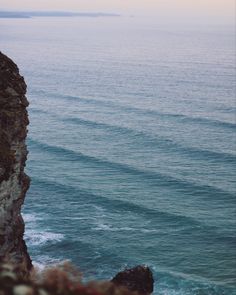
xmin=0 ymin=16 xmax=235 ymax=295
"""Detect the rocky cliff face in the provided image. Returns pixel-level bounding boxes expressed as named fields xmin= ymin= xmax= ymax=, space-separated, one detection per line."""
xmin=0 ymin=52 xmax=31 ymax=271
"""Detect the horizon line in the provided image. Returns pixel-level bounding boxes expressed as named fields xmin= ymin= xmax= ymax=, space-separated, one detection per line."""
xmin=0 ymin=10 xmax=121 ymax=18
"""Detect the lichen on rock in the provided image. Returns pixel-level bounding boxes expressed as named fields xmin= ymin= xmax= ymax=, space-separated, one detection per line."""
xmin=0 ymin=52 xmax=31 ymax=271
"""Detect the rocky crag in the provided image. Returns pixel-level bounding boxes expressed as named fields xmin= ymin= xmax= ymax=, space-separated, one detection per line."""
xmin=112 ymin=265 xmax=154 ymax=295
xmin=0 ymin=52 xmax=31 ymax=271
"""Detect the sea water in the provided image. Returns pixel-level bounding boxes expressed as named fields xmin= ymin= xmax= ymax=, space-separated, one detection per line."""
xmin=0 ymin=17 xmax=235 ymax=295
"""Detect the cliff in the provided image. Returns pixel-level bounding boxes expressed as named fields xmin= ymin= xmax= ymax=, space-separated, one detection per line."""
xmin=0 ymin=52 xmax=31 ymax=271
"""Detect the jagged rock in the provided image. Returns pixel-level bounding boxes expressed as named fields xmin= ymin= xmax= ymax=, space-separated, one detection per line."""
xmin=0 ymin=52 xmax=31 ymax=272
xmin=111 ymin=265 xmax=154 ymax=295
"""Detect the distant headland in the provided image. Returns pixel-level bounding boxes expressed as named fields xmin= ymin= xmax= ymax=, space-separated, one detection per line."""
xmin=0 ymin=11 xmax=120 ymax=18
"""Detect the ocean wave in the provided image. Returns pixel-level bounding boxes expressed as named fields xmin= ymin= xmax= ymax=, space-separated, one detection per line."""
xmin=28 ymin=108 xmax=236 ymax=165
xmin=30 ymin=177 xmax=235 ymax=240
xmin=149 ymin=265 xmax=236 ymax=295
xmin=32 ymin=255 xmax=65 ymax=271
xmin=22 ymin=213 xmax=43 ymax=223
xmin=64 ymin=116 xmax=236 ymax=164
xmin=28 ymin=138 xmax=235 ymax=202
xmin=30 ymin=90 xmax=236 ymax=130
xmin=92 ymin=221 xmax=159 ymax=233
xmin=23 ymin=213 xmax=64 ymax=246
xmin=25 ymin=229 xmax=64 ymax=246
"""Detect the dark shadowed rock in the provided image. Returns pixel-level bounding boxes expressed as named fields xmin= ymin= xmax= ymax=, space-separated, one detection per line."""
xmin=0 ymin=52 xmax=31 ymax=273
xmin=111 ymin=265 xmax=154 ymax=295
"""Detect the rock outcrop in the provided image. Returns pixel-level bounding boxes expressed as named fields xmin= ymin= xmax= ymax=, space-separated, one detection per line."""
xmin=0 ymin=52 xmax=31 ymax=271
xmin=112 ymin=265 xmax=154 ymax=295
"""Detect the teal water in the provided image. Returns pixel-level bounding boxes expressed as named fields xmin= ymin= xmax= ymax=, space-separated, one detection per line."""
xmin=0 ymin=17 xmax=235 ymax=294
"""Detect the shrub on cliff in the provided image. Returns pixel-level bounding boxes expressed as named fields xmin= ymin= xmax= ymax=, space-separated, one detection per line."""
xmin=0 ymin=262 xmax=142 ymax=295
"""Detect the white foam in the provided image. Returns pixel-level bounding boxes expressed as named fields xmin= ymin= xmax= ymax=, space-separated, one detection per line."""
xmin=25 ymin=230 xmax=64 ymax=246
xmin=22 ymin=212 xmax=64 ymax=246
xmin=94 ymin=223 xmax=112 ymax=231
xmin=93 ymin=221 xmax=159 ymax=233
xmin=22 ymin=213 xmax=42 ymax=223
xmin=156 ymin=288 xmax=186 ymax=295
xmin=93 ymin=224 xmax=136 ymax=232
xmin=140 ymin=228 xmax=159 ymax=233
xmin=32 ymin=261 xmax=47 ymax=271
xmin=32 ymin=255 xmax=65 ymax=271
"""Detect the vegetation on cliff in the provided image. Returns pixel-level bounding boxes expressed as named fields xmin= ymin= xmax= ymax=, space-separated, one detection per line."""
xmin=0 ymin=262 xmax=151 ymax=295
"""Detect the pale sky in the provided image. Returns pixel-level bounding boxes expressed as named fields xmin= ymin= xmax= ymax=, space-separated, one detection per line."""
xmin=0 ymin=0 xmax=235 ymax=24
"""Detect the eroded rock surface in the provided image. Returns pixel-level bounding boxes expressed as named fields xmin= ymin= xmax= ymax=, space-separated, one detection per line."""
xmin=0 ymin=52 xmax=31 ymax=271
xmin=112 ymin=265 xmax=154 ymax=295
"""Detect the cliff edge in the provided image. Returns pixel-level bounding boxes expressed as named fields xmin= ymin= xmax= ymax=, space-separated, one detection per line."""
xmin=0 ymin=52 xmax=31 ymax=271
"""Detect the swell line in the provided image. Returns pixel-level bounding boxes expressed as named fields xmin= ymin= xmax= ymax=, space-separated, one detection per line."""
xmin=29 ymin=177 xmax=208 ymax=227
xmin=30 ymin=177 xmax=236 ymax=241
xmin=28 ymin=138 xmax=235 ymax=202
xmin=30 ymin=90 xmax=236 ymax=130
xmin=64 ymin=116 xmax=236 ymax=164
xmin=29 ymin=107 xmax=236 ymax=165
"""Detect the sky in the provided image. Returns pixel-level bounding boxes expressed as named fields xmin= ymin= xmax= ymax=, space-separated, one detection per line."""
xmin=0 ymin=0 xmax=235 ymax=25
